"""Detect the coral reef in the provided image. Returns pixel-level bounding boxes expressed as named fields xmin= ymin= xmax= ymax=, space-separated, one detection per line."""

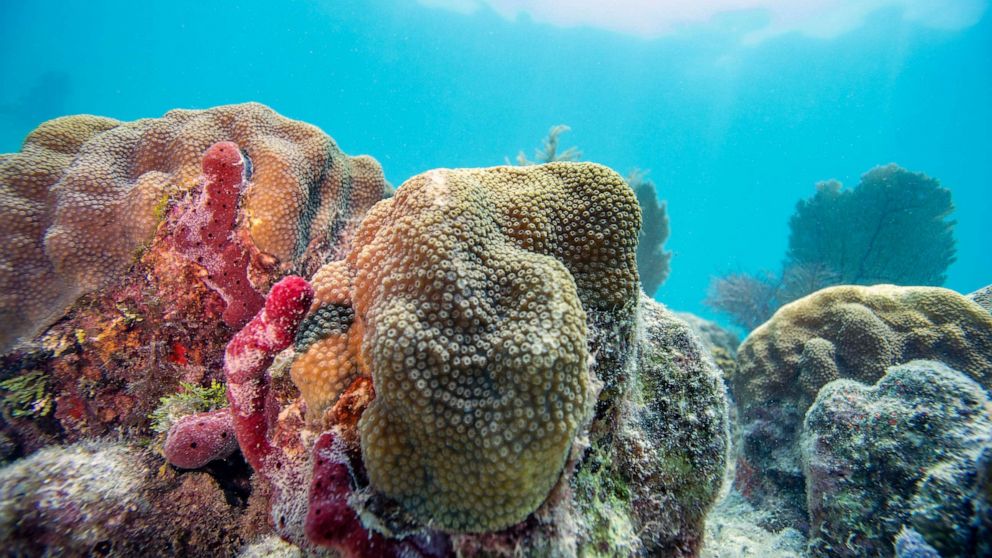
xmin=1 ymin=107 xmax=737 ymax=556
xmin=733 ymin=284 xmax=992 ymax=525
xmin=182 ymin=161 xmax=726 ymax=555
xmin=0 ymin=441 xmax=246 ymax=556
xmin=0 ymin=106 xmax=389 ymax=453
xmin=801 ymin=360 xmax=992 ymax=557
xmin=0 ymin=102 xmax=389 ymax=350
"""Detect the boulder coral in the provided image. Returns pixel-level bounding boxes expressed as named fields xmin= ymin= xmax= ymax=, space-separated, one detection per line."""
xmin=733 ymin=284 xmax=992 ymax=522
xmin=801 ymin=360 xmax=992 ymax=557
xmin=0 ymin=102 xmax=389 ymax=350
xmin=348 ymin=163 xmax=640 ymax=533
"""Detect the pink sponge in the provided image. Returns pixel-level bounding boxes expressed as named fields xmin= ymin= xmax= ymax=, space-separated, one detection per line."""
xmin=163 ymin=408 xmax=237 ymax=469
xmin=173 ymin=141 xmax=264 ymax=328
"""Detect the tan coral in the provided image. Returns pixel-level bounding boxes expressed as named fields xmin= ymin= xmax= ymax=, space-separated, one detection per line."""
xmin=340 ymin=163 xmax=640 ymax=533
xmin=736 ymin=284 xmax=992 ymax=410
xmin=0 ymin=103 xmax=389 ymax=350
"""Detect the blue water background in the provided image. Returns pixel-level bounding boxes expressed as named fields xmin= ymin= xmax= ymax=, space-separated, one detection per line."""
xmin=1 ymin=0 xmax=989 ymax=321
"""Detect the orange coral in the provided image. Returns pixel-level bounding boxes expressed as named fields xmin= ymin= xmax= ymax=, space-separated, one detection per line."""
xmin=290 ymin=260 xmax=365 ymax=420
xmin=0 ymin=103 xmax=389 ymax=350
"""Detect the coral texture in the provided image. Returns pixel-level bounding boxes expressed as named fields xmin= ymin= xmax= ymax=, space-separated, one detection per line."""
xmin=172 ymin=141 xmax=263 ymax=327
xmin=801 ymin=360 xmax=992 ymax=557
xmin=347 ymin=163 xmax=641 ymax=533
xmin=219 ymin=278 xmax=448 ymax=555
xmin=676 ymin=311 xmax=740 ymax=375
xmin=291 ymin=260 xmax=363 ymax=419
xmin=0 ymin=442 xmax=245 ymax=556
xmin=970 ymin=284 xmax=992 ymax=313
xmin=734 ymin=284 xmax=992 ymax=525
xmin=0 ymin=102 xmax=388 ymax=350
xmin=163 ymin=407 xmax=238 ymax=469
xmin=894 ymin=528 xmax=942 ymax=558
xmin=609 ymin=295 xmax=729 ymax=556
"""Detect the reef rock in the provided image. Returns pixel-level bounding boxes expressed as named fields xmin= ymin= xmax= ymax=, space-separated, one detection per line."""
xmin=733 ymin=284 xmax=992 ymax=524
xmin=801 ymin=360 xmax=992 ymax=557
xmin=0 ymin=441 xmax=246 ymax=557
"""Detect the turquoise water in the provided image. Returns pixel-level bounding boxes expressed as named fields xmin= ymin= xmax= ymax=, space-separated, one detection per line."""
xmin=1 ymin=0 xmax=989 ymax=319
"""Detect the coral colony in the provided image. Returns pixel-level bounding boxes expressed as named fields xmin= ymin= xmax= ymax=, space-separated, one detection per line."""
xmin=0 ymin=103 xmax=989 ymax=557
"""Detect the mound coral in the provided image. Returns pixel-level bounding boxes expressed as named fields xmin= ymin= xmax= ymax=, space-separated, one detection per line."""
xmin=348 ymin=163 xmax=640 ymax=532
xmin=290 ymin=260 xmax=363 ymax=419
xmin=733 ymin=284 xmax=992 ymax=524
xmin=802 ymin=360 xmax=992 ymax=557
xmin=0 ymin=102 xmax=389 ymax=350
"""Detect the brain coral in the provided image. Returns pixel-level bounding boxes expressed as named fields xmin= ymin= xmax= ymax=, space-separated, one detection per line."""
xmin=0 ymin=102 xmax=388 ymax=350
xmin=733 ymin=284 xmax=992 ymax=523
xmin=345 ymin=163 xmax=641 ymax=532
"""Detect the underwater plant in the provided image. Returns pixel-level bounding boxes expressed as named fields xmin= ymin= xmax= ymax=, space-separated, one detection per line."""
xmin=149 ymin=379 xmax=228 ymax=434
xmin=787 ymin=165 xmax=955 ymax=285
xmin=629 ymin=169 xmax=672 ymax=297
xmin=512 ymin=124 xmax=582 ymax=165
xmin=707 ymin=164 xmax=956 ymax=331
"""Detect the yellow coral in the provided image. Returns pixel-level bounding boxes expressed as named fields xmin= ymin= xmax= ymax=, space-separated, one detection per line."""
xmin=736 ymin=284 xmax=992 ymax=409
xmin=342 ymin=162 xmax=640 ymax=532
xmin=0 ymin=103 xmax=388 ymax=350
